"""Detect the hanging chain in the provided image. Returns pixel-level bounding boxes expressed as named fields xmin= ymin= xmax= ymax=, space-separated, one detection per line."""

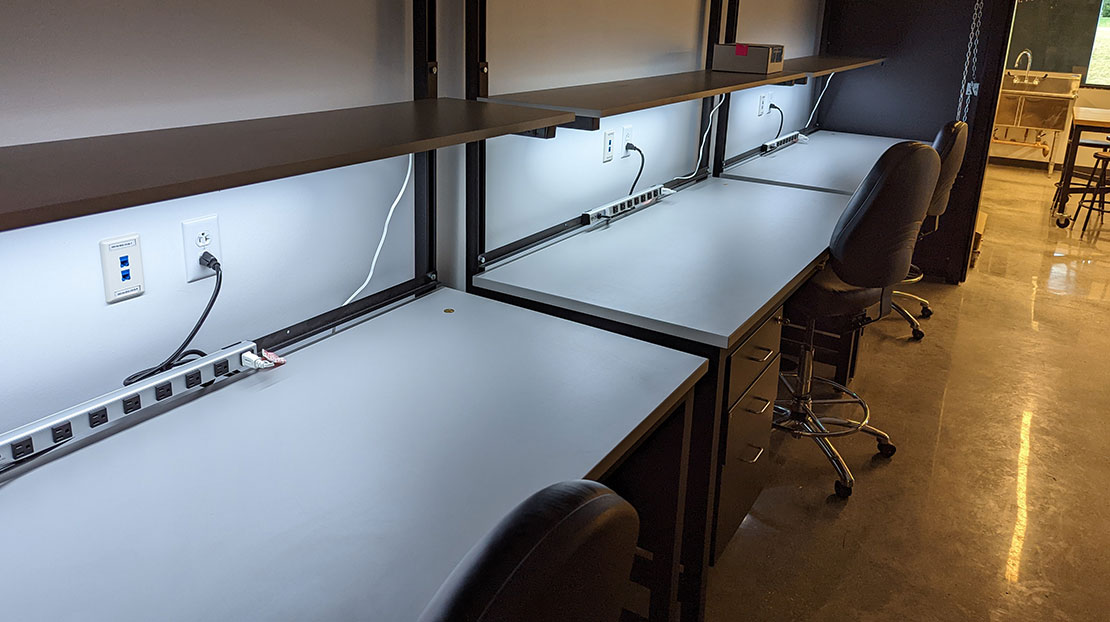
xmin=957 ymin=0 xmax=985 ymax=122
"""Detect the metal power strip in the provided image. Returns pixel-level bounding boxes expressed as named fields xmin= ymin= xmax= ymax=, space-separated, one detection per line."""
xmin=0 ymin=341 xmax=258 ymax=474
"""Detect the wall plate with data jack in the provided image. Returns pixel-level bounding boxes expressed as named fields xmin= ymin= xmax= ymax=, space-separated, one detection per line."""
xmin=100 ymin=234 xmax=145 ymax=304
xmin=182 ymin=215 xmax=222 ymax=282
xmin=602 ymin=129 xmax=616 ymax=163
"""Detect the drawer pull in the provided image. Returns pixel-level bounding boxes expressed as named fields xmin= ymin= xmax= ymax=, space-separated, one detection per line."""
xmin=741 ymin=445 xmax=765 ymax=464
xmin=745 ymin=346 xmax=775 ymax=363
xmin=744 ymin=397 xmax=772 ymax=415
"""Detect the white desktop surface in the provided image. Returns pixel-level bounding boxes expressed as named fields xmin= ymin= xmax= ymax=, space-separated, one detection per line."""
xmin=474 ymin=179 xmax=852 ymax=349
xmin=0 ymin=288 xmax=705 ymax=622
xmin=723 ymin=131 xmax=907 ymax=194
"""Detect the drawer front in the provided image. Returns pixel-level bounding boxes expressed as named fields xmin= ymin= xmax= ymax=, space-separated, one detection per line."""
xmin=727 ymin=309 xmax=783 ymax=409
xmin=714 ymin=358 xmax=779 ymax=561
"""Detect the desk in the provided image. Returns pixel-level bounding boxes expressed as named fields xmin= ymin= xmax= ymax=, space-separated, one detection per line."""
xmin=0 ymin=288 xmax=705 ymax=622
xmin=473 ymin=178 xmax=860 ymax=619
xmin=1052 ymin=107 xmax=1110 ymax=223
xmin=722 ymin=131 xmax=905 ymax=195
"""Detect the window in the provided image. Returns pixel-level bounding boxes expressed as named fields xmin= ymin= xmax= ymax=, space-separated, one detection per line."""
xmin=1087 ymin=0 xmax=1110 ymax=84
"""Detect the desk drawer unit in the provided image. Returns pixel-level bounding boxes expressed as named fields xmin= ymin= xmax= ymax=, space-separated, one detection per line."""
xmin=726 ymin=312 xmax=782 ymax=408
xmin=714 ymin=357 xmax=779 ymax=560
xmin=713 ymin=310 xmax=782 ymax=561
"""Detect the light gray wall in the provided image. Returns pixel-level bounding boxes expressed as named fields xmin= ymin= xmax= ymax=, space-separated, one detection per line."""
xmin=0 ymin=1 xmax=418 ymax=429
xmin=723 ymin=0 xmax=824 ymax=160
xmin=481 ymin=0 xmax=708 ymax=250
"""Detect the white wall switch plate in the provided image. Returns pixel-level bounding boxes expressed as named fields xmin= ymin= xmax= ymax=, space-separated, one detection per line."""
xmin=758 ymin=94 xmax=767 ymax=117
xmin=100 ymin=234 xmax=145 ymax=304
xmin=621 ymin=125 xmax=633 ymax=158
xmin=182 ymin=215 xmax=222 ymax=282
xmin=603 ymin=129 xmax=616 ymax=162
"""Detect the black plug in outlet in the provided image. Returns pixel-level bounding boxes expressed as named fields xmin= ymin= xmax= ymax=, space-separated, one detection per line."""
xmin=155 ymin=382 xmax=172 ymax=401
xmin=213 ymin=360 xmax=229 ymax=376
xmin=88 ymin=408 xmax=109 ymax=428
xmin=10 ymin=437 xmax=34 ymax=460
xmin=185 ymin=370 xmax=202 ymax=389
xmin=123 ymin=395 xmax=141 ymax=414
xmin=52 ymin=421 xmax=73 ymax=443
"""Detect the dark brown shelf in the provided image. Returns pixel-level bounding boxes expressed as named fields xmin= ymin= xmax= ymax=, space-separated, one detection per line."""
xmin=483 ymin=56 xmax=885 ymax=130
xmin=0 ymin=98 xmax=574 ymax=232
xmin=484 ymin=70 xmax=808 ymax=129
xmin=782 ymin=55 xmax=886 ymax=78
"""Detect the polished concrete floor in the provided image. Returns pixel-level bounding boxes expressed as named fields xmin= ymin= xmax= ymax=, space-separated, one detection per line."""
xmin=708 ymin=164 xmax=1110 ymax=621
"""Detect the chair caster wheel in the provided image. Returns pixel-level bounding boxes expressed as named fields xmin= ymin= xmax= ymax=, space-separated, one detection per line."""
xmin=911 ymin=328 xmax=925 ymax=341
xmin=834 ymin=481 xmax=853 ymax=498
xmin=920 ymin=305 xmax=933 ymax=318
xmin=1056 ymin=216 xmax=1071 ymax=228
xmin=877 ymin=442 xmax=897 ymax=458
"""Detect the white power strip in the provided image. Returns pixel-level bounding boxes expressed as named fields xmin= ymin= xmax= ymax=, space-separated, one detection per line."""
xmin=582 ymin=185 xmax=665 ymax=225
xmin=761 ymin=131 xmax=801 ymax=153
xmin=0 ymin=341 xmax=257 ymax=473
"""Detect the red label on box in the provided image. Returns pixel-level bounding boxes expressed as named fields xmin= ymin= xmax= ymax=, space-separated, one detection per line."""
xmin=735 ymin=44 xmax=749 ymax=56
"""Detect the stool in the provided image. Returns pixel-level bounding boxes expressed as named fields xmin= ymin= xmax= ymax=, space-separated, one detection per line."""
xmin=1053 ymin=137 xmax=1110 ymax=210
xmin=1070 ymin=151 xmax=1110 ymax=234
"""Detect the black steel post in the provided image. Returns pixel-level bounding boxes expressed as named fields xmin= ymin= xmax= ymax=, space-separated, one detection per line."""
xmin=413 ymin=0 xmax=437 ymax=281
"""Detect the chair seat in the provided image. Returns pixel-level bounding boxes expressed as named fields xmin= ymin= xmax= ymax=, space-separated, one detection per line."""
xmin=786 ymin=267 xmax=882 ymax=321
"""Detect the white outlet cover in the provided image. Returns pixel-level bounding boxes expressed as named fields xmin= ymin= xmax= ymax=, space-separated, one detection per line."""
xmin=182 ymin=215 xmax=222 ymax=282
xmin=758 ymin=94 xmax=767 ymax=117
xmin=603 ymin=129 xmax=616 ymax=163
xmin=622 ymin=125 xmax=633 ymax=158
xmin=100 ymin=234 xmax=145 ymax=304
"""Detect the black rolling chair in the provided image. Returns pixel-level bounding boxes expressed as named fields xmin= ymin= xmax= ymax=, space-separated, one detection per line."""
xmin=775 ymin=142 xmax=941 ymax=498
xmin=891 ymin=120 xmax=969 ymax=340
xmin=418 ymin=480 xmax=639 ymax=622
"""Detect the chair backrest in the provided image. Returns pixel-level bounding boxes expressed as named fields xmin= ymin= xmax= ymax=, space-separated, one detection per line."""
xmin=928 ymin=120 xmax=969 ymax=217
xmin=417 ymin=480 xmax=639 ymax=622
xmin=829 ymin=141 xmax=941 ymax=289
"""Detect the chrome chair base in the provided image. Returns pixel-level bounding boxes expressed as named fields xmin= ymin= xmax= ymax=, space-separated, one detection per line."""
xmin=891 ymin=300 xmax=926 ymax=341
xmin=776 ymin=321 xmax=896 ymax=498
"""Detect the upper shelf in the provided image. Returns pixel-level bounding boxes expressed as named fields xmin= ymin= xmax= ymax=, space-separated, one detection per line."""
xmin=782 ymin=55 xmax=886 ymax=78
xmin=483 ymin=56 xmax=885 ymax=129
xmin=0 ymin=98 xmax=574 ymax=233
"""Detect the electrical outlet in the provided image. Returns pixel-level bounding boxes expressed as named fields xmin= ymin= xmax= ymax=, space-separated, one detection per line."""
xmin=100 ymin=234 xmax=145 ymax=304
xmin=602 ymin=129 xmax=616 ymax=163
xmin=758 ymin=94 xmax=767 ymax=117
xmin=88 ymin=408 xmax=109 ymax=428
xmin=51 ymin=422 xmax=73 ymax=444
xmin=182 ymin=215 xmax=222 ymax=282
xmin=10 ymin=437 xmax=33 ymax=460
xmin=621 ymin=126 xmax=633 ymax=158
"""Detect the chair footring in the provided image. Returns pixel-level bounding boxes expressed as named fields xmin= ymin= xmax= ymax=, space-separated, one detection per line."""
xmin=776 ymin=372 xmax=897 ymax=497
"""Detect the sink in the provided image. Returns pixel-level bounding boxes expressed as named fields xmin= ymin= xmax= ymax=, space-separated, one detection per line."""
xmin=1000 ymin=70 xmax=1081 ymax=98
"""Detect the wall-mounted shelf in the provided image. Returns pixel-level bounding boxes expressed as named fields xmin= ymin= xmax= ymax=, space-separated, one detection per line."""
xmin=0 ymin=98 xmax=574 ymax=232
xmin=482 ymin=56 xmax=884 ymax=130
xmin=484 ymin=70 xmax=808 ymax=130
xmin=782 ymin=55 xmax=886 ymax=78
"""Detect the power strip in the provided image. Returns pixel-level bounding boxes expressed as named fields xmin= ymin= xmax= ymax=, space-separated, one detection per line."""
xmin=582 ymin=185 xmax=665 ymax=225
xmin=761 ymin=131 xmax=801 ymax=153
xmin=0 ymin=341 xmax=258 ymax=473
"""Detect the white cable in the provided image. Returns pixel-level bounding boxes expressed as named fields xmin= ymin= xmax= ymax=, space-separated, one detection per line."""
xmin=343 ymin=153 xmax=414 ymax=306
xmin=673 ymin=94 xmax=727 ymax=182
xmin=805 ymin=72 xmax=836 ymax=129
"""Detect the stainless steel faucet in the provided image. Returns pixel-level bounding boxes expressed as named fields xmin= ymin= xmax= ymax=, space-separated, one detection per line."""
xmin=1015 ymin=49 xmax=1034 ymax=84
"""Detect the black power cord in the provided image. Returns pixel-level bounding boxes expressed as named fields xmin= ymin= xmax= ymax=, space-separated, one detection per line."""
xmin=769 ymin=103 xmax=784 ymax=139
xmin=123 ymin=251 xmax=223 ymax=386
xmin=626 ymin=142 xmax=645 ymax=195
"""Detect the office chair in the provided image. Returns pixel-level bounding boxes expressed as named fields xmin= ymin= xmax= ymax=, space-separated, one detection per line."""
xmin=418 ymin=480 xmax=639 ymax=622
xmin=891 ymin=120 xmax=969 ymax=340
xmin=775 ymin=141 xmax=941 ymax=498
